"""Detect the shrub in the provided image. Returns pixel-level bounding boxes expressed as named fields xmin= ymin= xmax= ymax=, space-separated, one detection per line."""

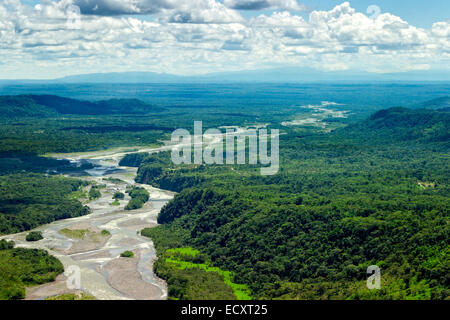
xmin=88 ymin=187 xmax=101 ymax=200
xmin=113 ymin=191 xmax=125 ymax=200
xmin=26 ymin=231 xmax=43 ymax=242
xmin=120 ymin=250 xmax=134 ymax=258
xmin=125 ymin=198 xmax=144 ymax=210
xmin=0 ymin=239 xmax=14 ymax=250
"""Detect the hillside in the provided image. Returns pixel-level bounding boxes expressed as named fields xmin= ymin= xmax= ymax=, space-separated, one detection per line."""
xmin=0 ymin=174 xmax=90 ymax=235
xmin=137 ymin=107 xmax=449 ymax=300
xmin=417 ymin=96 xmax=450 ymax=110
xmin=343 ymin=107 xmax=450 ymax=142
xmin=0 ymin=95 xmax=164 ymax=118
xmin=0 ymin=96 xmax=58 ymax=118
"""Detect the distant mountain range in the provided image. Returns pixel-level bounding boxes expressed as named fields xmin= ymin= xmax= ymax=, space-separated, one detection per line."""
xmin=1 ymin=68 xmax=449 ymax=83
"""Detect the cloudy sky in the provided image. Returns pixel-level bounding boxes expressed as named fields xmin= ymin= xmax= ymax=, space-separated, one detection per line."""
xmin=0 ymin=0 xmax=449 ymax=79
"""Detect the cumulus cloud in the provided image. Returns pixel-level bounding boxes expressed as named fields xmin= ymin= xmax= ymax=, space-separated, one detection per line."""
xmin=224 ymin=0 xmax=306 ymax=11
xmin=72 ymin=0 xmax=174 ymax=15
xmin=68 ymin=0 xmax=244 ymax=24
xmin=0 ymin=0 xmax=448 ymax=78
xmin=163 ymin=0 xmax=244 ymax=24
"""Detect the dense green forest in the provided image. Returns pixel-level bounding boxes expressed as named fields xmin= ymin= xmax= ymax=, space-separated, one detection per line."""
xmin=0 ymin=94 xmax=164 ymax=117
xmin=0 ymin=92 xmax=448 ymax=300
xmin=0 ymin=174 xmax=90 ymax=235
xmin=0 ymin=240 xmax=64 ymax=299
xmin=139 ymin=107 xmax=449 ymax=300
xmin=0 ymin=95 xmax=176 ymax=154
xmin=0 ymin=152 xmax=94 ymax=175
xmin=0 ymin=93 xmax=316 ymax=154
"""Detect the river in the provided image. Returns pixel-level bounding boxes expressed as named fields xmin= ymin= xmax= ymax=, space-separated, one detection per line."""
xmin=0 ymin=127 xmax=259 ymax=300
xmin=1 ymin=145 xmax=179 ymax=300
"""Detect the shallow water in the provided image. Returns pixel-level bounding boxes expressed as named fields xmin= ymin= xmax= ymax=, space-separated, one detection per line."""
xmin=1 ymin=127 xmax=263 ymax=300
xmin=1 ymin=149 xmax=175 ymax=300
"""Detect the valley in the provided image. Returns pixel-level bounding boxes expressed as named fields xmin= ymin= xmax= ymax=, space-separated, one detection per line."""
xmin=0 ymin=85 xmax=448 ymax=300
xmin=1 ymin=149 xmax=174 ymax=300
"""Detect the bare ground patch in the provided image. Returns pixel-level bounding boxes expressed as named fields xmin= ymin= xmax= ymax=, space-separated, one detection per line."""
xmin=104 ymin=250 xmax=164 ymax=300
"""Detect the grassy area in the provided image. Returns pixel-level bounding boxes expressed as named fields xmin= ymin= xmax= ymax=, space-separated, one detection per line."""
xmin=68 ymin=188 xmax=88 ymax=200
xmin=165 ymin=248 xmax=252 ymax=300
xmin=59 ymin=228 xmax=110 ymax=242
xmin=142 ymin=226 xmax=246 ymax=300
xmin=59 ymin=228 xmax=89 ymax=239
xmin=167 ymin=247 xmax=200 ymax=257
xmin=103 ymin=177 xmax=127 ymax=184
xmin=45 ymin=293 xmax=96 ymax=300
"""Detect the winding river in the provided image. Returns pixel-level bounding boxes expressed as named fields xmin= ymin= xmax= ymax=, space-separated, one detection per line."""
xmin=1 ymin=127 xmax=259 ymax=300
xmin=1 ymin=145 xmax=181 ymax=300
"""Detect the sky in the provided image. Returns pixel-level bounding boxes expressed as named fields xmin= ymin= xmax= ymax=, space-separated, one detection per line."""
xmin=0 ymin=0 xmax=449 ymax=79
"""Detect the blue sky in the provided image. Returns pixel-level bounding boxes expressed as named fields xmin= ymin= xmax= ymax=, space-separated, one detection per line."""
xmin=237 ymin=0 xmax=449 ymax=28
xmin=0 ymin=0 xmax=449 ymax=79
xmin=303 ymin=0 xmax=448 ymax=28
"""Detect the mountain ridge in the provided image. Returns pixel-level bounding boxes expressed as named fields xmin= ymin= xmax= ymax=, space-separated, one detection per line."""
xmin=343 ymin=107 xmax=449 ymax=143
xmin=0 ymin=95 xmax=164 ymax=118
xmin=1 ymin=68 xmax=449 ymax=83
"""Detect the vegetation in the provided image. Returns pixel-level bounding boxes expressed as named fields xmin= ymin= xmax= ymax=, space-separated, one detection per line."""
xmin=113 ymin=191 xmax=125 ymax=200
xmin=45 ymin=293 xmax=96 ymax=300
xmin=138 ymin=107 xmax=449 ymax=300
xmin=103 ymin=177 xmax=126 ymax=184
xmin=142 ymin=228 xmax=241 ymax=300
xmin=124 ymin=187 xmax=150 ymax=210
xmin=59 ymin=228 xmax=89 ymax=239
xmin=59 ymin=228 xmax=110 ymax=242
xmin=140 ymin=236 xmax=252 ymax=300
xmin=0 ymin=240 xmax=64 ymax=300
xmin=125 ymin=199 xmax=144 ymax=210
xmin=25 ymin=231 xmax=43 ymax=242
xmin=0 ymin=95 xmax=165 ymax=118
xmin=0 ymin=153 xmax=94 ymax=176
xmin=0 ymin=174 xmax=90 ymax=235
xmin=0 ymin=90 xmax=448 ymax=301
xmin=88 ymin=186 xmax=102 ymax=200
xmin=120 ymin=250 xmax=134 ymax=258
xmin=119 ymin=152 xmax=150 ymax=167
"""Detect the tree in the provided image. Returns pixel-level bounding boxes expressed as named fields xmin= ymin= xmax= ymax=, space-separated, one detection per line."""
xmin=26 ymin=231 xmax=43 ymax=242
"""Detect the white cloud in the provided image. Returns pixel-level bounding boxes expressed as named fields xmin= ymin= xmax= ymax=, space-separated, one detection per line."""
xmin=72 ymin=0 xmax=174 ymax=15
xmin=162 ymin=0 xmax=244 ymax=24
xmin=224 ymin=0 xmax=306 ymax=11
xmin=0 ymin=0 xmax=448 ymax=78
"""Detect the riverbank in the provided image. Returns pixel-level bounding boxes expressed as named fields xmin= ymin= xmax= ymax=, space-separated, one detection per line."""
xmin=0 ymin=148 xmax=175 ymax=300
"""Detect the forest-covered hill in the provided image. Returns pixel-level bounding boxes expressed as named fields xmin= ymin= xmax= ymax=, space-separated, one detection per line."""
xmin=0 ymin=95 xmax=164 ymax=118
xmin=139 ymin=107 xmax=449 ymax=300
xmin=343 ymin=107 xmax=449 ymax=143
